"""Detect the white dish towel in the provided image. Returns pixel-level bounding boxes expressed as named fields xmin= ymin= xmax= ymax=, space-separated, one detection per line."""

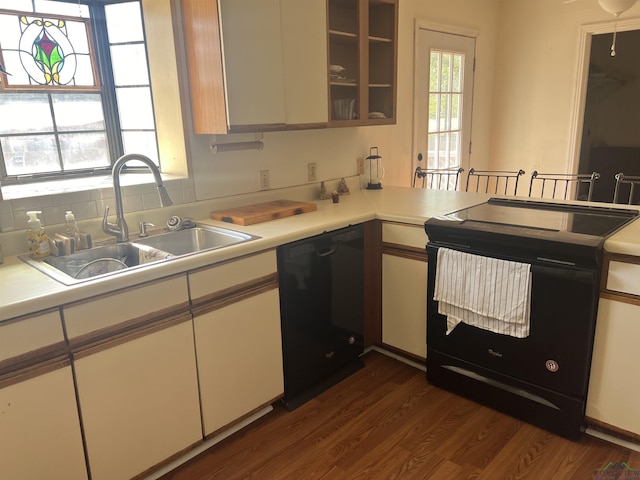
xmin=433 ymin=248 xmax=532 ymax=338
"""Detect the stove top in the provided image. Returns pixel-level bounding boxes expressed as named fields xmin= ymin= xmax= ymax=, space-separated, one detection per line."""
xmin=425 ymin=198 xmax=639 ymax=265
xmin=441 ymin=198 xmax=639 ymax=238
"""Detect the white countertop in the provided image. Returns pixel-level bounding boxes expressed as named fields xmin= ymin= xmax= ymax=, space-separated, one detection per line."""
xmin=1 ymin=185 xmax=637 ymax=322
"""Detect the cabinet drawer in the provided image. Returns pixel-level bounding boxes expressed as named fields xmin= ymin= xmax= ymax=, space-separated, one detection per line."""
xmin=606 ymin=260 xmax=640 ymax=297
xmin=189 ymin=250 xmax=277 ymax=302
xmin=64 ymin=275 xmax=189 ymax=343
xmin=382 ymin=222 xmax=428 ymax=249
xmin=0 ymin=310 xmax=64 ymax=365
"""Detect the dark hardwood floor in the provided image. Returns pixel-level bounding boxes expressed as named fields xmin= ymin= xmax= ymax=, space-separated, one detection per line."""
xmin=160 ymin=351 xmax=640 ymax=479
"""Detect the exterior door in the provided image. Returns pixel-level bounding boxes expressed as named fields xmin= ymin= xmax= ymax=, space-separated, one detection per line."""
xmin=413 ymin=27 xmax=475 ymax=187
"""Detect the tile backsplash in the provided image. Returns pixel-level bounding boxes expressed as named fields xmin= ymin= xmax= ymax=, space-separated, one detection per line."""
xmin=0 ymin=177 xmax=196 ymax=233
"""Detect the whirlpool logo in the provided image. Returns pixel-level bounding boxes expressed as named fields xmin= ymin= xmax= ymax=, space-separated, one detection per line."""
xmin=593 ymin=462 xmax=640 ymax=478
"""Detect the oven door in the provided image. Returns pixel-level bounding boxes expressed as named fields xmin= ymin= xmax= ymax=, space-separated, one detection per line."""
xmin=426 ymin=244 xmax=600 ymax=399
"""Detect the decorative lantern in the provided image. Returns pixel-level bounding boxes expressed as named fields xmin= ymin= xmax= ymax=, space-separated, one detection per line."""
xmin=366 ymin=146 xmax=384 ymax=190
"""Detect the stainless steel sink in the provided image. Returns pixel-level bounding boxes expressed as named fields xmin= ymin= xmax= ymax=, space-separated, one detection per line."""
xmin=20 ymin=224 xmax=259 ymax=285
xmin=132 ymin=225 xmax=258 ymax=256
xmin=20 ymin=243 xmax=172 ymax=285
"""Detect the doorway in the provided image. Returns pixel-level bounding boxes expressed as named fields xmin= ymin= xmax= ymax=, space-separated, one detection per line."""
xmin=412 ymin=24 xmax=476 ymax=188
xmin=577 ymin=28 xmax=640 ymax=203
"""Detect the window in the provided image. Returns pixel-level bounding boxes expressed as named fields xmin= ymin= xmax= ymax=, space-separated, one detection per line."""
xmin=0 ymin=0 xmax=158 ymax=185
xmin=428 ymin=50 xmax=464 ymax=171
xmin=413 ymin=27 xmax=475 ymax=190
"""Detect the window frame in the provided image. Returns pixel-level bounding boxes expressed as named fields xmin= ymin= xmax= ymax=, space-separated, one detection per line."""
xmin=0 ymin=0 xmax=158 ymax=186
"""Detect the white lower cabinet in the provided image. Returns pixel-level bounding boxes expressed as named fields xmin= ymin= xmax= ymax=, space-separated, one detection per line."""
xmin=587 ymin=297 xmax=640 ymax=436
xmin=382 ymin=253 xmax=428 ymax=359
xmin=381 ymin=222 xmax=429 ymax=359
xmin=0 ymin=363 xmax=87 ymax=480
xmin=194 ymin=288 xmax=284 ymax=435
xmin=74 ymin=317 xmax=202 ymax=480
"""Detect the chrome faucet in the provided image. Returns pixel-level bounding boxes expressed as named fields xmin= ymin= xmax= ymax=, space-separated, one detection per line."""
xmin=102 ymin=154 xmax=173 ymax=242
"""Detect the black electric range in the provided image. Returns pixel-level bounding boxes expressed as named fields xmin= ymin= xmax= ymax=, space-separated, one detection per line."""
xmin=423 ymin=197 xmax=638 ymax=439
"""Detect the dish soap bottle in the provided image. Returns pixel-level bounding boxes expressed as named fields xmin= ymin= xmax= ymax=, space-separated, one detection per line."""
xmin=26 ymin=211 xmax=51 ymax=259
xmin=64 ymin=210 xmax=81 ymax=248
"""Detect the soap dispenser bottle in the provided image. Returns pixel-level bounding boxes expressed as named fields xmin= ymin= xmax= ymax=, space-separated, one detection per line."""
xmin=26 ymin=211 xmax=51 ymax=259
xmin=65 ymin=210 xmax=81 ymax=246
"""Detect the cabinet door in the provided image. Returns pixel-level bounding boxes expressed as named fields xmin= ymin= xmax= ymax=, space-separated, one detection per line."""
xmin=382 ymin=253 xmax=428 ymax=359
xmin=219 ymin=0 xmax=328 ymax=129
xmin=0 ymin=364 xmax=87 ymax=480
xmin=587 ymin=298 xmax=640 ymax=436
xmin=194 ymin=289 xmax=283 ymax=435
xmin=219 ymin=0 xmax=286 ymax=128
xmin=74 ymin=318 xmax=201 ymax=480
xmin=280 ymin=0 xmax=328 ymax=125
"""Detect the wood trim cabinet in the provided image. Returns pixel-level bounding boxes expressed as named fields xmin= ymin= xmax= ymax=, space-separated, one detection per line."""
xmin=74 ymin=315 xmax=202 ymax=480
xmin=380 ymin=222 xmax=428 ymax=360
xmin=179 ymin=0 xmax=396 ymax=133
xmin=0 ymin=362 xmax=88 ymax=480
xmin=586 ymin=253 xmax=640 ymax=440
xmin=328 ymin=0 xmax=398 ymax=126
xmin=0 ymin=310 xmax=87 ymax=480
xmin=179 ymin=0 xmax=328 ymax=133
xmin=189 ymin=250 xmax=284 ymax=437
xmin=64 ymin=275 xmax=201 ymax=480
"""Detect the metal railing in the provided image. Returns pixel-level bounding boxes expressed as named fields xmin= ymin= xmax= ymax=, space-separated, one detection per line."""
xmin=613 ymin=173 xmax=640 ymax=204
xmin=413 ymin=167 xmax=464 ymax=191
xmin=528 ymin=171 xmax=600 ymax=201
xmin=465 ymin=168 xmax=525 ymax=195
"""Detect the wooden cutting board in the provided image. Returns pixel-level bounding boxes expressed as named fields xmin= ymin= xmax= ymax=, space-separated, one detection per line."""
xmin=210 ymin=199 xmax=317 ymax=225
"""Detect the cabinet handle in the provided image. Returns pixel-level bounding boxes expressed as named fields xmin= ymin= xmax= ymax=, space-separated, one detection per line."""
xmin=316 ymin=245 xmax=338 ymax=257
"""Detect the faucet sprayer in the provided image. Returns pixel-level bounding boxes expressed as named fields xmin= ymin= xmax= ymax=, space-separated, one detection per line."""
xmin=103 ymin=154 xmax=173 ymax=242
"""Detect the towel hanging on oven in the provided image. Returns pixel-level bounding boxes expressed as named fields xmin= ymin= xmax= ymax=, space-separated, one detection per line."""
xmin=434 ymin=248 xmax=532 ymax=338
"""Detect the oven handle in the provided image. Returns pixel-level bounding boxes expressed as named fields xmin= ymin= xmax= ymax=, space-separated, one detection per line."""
xmin=530 ymin=264 xmax=596 ymax=284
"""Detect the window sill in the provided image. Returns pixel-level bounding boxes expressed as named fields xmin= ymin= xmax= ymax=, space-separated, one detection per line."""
xmin=1 ymin=172 xmax=186 ymax=201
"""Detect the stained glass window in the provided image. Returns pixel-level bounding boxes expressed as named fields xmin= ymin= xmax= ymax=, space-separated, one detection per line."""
xmin=0 ymin=8 xmax=99 ymax=90
xmin=0 ymin=0 xmax=159 ymax=183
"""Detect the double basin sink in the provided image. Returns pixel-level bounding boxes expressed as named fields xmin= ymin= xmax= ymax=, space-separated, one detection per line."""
xmin=21 ymin=225 xmax=259 ymax=285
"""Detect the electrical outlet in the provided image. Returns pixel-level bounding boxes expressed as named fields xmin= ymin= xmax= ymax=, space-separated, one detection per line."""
xmin=307 ymin=163 xmax=317 ymax=182
xmin=357 ymin=157 xmax=365 ymax=175
xmin=260 ymin=170 xmax=270 ymax=190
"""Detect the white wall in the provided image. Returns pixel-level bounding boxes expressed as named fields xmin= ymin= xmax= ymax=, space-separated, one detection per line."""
xmin=189 ymin=0 xmax=501 ymax=199
xmin=490 ymin=0 xmax=640 ymax=195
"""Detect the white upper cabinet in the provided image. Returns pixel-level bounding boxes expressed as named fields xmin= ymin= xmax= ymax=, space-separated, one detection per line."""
xmin=219 ymin=0 xmax=287 ymax=128
xmin=279 ymin=0 xmax=329 ymax=126
xmin=180 ymin=0 xmax=328 ymax=133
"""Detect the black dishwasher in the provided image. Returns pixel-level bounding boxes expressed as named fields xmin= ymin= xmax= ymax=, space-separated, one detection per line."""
xmin=277 ymin=224 xmax=364 ymax=410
